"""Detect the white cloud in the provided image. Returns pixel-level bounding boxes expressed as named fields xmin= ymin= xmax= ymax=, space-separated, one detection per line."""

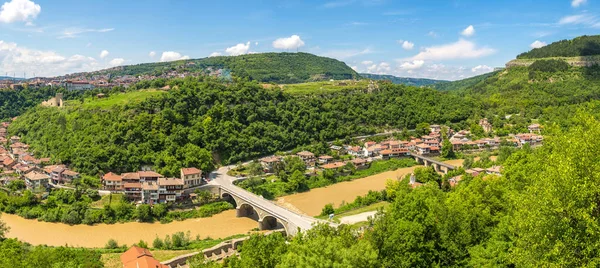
xmin=351 ymin=65 xmax=358 ymax=71
xmin=461 ymin=25 xmax=475 ymax=37
xmin=366 ymin=62 xmax=391 ymax=74
xmin=58 ymin=27 xmax=114 ymax=39
xmin=225 ymin=42 xmax=251 ymax=56
xmin=255 ymin=42 xmax=259 ymax=46
xmin=530 ymin=40 xmax=547 ymax=49
xmin=109 ymin=58 xmax=124 ymax=66
xmin=159 ymin=51 xmax=189 ymax=62
xmin=0 ymin=0 xmax=41 ymax=24
xmin=399 ymin=60 xmax=425 ymax=70
xmin=321 ymin=48 xmax=372 ymax=60
xmin=361 ymin=60 xmax=373 ymax=65
xmin=572 ymin=0 xmax=587 ymax=7
xmin=86 ymin=43 xmax=92 ymax=48
xmin=99 ymin=50 xmax=109 ymax=59
xmin=427 ymin=31 xmax=438 ymax=38
xmin=0 ymin=40 xmax=101 ymax=77
xmin=149 ymin=51 xmax=156 ymax=58
xmin=399 ymin=40 xmax=414 ymax=50
xmin=273 ymin=35 xmax=305 ymax=50
xmin=209 ymin=52 xmax=222 ymax=57
xmin=558 ymin=14 xmax=600 ymax=28
xmin=471 ymin=65 xmax=493 ymax=73
xmin=409 ymin=39 xmax=496 ymax=61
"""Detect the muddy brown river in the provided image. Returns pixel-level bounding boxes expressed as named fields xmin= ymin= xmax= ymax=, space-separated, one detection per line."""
xmin=1 ymin=210 xmax=256 ymax=248
xmin=278 ymin=159 xmax=471 ymax=216
xmin=2 ymin=159 xmax=477 ymax=247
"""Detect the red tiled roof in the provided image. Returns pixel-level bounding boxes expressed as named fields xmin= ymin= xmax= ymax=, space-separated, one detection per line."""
xmin=103 ymin=172 xmax=122 ymax=182
xmin=138 ymin=171 xmax=163 ymax=178
xmin=181 ymin=167 xmax=201 ymax=175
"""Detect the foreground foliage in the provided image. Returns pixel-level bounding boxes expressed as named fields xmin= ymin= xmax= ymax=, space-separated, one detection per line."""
xmin=192 ymin=112 xmax=600 ymax=267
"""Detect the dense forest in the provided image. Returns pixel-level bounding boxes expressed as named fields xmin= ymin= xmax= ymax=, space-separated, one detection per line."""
xmin=433 ymin=71 xmax=498 ymax=91
xmin=190 ymin=112 xmax=600 ymax=267
xmin=85 ymin=52 xmax=360 ymax=84
xmin=517 ymin=35 xmax=600 ymax=59
xmin=9 ymin=77 xmax=473 ymax=176
xmin=359 ymin=73 xmax=447 ymax=87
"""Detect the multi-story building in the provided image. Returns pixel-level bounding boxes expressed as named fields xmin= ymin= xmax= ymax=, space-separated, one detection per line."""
xmin=25 ymin=171 xmax=50 ymax=190
xmin=141 ymin=182 xmax=159 ymax=204
xmin=180 ymin=167 xmax=202 ymax=189
xmin=158 ymin=177 xmax=184 ymax=202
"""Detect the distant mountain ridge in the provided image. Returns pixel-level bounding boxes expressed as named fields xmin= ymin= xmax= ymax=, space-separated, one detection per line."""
xmin=359 ymin=73 xmax=447 ymax=87
xmin=72 ymin=52 xmax=360 ymax=84
xmin=0 ymin=76 xmax=25 ymax=81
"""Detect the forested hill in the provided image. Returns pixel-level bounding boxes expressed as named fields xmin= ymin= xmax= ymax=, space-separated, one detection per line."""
xmin=517 ymin=35 xmax=600 ymax=59
xmin=82 ymin=52 xmax=360 ymax=84
xmin=9 ymin=78 xmax=474 ymax=177
xmin=433 ymin=71 xmax=498 ymax=91
xmin=449 ymin=59 xmax=600 ymax=119
xmin=359 ymin=73 xmax=447 ymax=87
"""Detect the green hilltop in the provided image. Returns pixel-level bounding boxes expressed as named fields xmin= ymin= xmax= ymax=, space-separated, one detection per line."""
xmin=517 ymin=35 xmax=600 ymax=59
xmin=92 ymin=52 xmax=360 ymax=84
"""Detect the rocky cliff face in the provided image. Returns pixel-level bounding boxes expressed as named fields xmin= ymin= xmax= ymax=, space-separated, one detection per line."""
xmin=506 ymin=56 xmax=600 ymax=68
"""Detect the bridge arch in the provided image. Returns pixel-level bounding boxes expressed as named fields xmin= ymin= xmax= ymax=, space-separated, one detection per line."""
xmin=237 ymin=203 xmax=260 ymax=221
xmin=259 ymin=215 xmax=288 ymax=233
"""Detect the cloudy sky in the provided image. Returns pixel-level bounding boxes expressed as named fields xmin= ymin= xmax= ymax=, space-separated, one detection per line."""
xmin=0 ymin=0 xmax=599 ymax=80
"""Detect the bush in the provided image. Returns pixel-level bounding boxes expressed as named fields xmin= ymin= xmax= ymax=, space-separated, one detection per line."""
xmin=152 ymin=237 xmax=164 ymax=249
xmin=105 ymin=239 xmax=119 ymax=249
xmin=321 ymin=204 xmax=335 ymax=216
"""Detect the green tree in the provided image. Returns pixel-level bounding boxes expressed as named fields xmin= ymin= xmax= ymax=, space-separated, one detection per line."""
xmin=320 ymin=204 xmax=335 ymax=216
xmin=135 ymin=204 xmax=153 ymax=222
xmin=231 ymin=233 xmax=288 ymax=268
xmin=440 ymin=138 xmax=455 ymax=159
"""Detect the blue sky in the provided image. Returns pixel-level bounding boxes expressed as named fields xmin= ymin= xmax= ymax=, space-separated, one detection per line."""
xmin=0 ymin=0 xmax=599 ymax=80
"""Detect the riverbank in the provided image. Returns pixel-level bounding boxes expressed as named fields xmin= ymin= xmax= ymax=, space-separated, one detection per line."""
xmin=277 ymin=159 xmax=464 ymax=216
xmin=1 ymin=210 xmax=256 ymax=248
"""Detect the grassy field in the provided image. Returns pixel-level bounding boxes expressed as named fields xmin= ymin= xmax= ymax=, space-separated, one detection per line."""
xmin=91 ymin=193 xmax=124 ymax=209
xmin=281 ymin=80 xmax=369 ymax=95
xmin=67 ymin=89 xmax=166 ymax=109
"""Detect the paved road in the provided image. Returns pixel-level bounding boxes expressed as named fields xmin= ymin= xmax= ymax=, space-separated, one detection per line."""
xmin=339 ymin=211 xmax=377 ymax=225
xmin=209 ymin=165 xmax=328 ymax=234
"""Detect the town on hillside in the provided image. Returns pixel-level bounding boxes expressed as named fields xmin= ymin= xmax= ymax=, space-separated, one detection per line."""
xmin=252 ymin=119 xmax=543 ymax=188
xmin=0 ymin=118 xmax=207 ymax=205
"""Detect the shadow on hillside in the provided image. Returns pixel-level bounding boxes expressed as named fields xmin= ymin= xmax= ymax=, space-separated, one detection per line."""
xmin=582 ymin=42 xmax=600 ymax=80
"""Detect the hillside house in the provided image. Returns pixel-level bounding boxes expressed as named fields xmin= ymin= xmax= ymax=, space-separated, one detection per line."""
xmin=416 ymin=144 xmax=430 ymax=155
xmin=486 ymin=166 xmax=502 ymax=176
xmin=318 ymin=155 xmax=334 ymax=164
xmin=120 ymin=246 xmax=168 ymax=268
xmin=141 ymin=182 xmax=160 ymax=204
xmin=158 ymin=177 xmax=184 ymax=202
xmin=350 ymin=158 xmax=368 ymax=169
xmin=25 ymin=171 xmax=50 ymax=190
xmin=528 ymin=124 xmax=541 ymax=133
xmin=296 ymin=151 xmax=316 ymax=162
xmin=180 ymin=167 xmax=203 ymax=188
xmin=138 ymin=171 xmax=163 ymax=182
xmin=103 ymin=172 xmax=123 ymax=191
xmin=260 ymin=156 xmax=281 ymax=173
xmin=124 ymin=183 xmax=142 ymax=200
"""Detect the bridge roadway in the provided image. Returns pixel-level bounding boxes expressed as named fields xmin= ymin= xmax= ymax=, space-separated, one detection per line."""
xmin=409 ymin=152 xmax=456 ymax=174
xmin=210 ymin=166 xmax=326 ymax=236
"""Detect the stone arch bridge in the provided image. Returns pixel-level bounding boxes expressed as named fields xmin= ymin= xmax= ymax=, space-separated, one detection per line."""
xmin=409 ymin=152 xmax=457 ymax=174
